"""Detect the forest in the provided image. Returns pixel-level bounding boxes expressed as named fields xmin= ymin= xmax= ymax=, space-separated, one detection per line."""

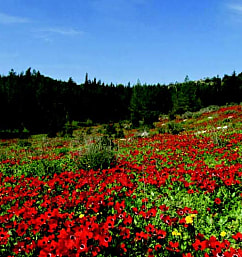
xmin=0 ymin=68 xmax=241 ymax=137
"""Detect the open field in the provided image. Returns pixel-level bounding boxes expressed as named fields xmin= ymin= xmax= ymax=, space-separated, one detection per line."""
xmin=0 ymin=105 xmax=241 ymax=256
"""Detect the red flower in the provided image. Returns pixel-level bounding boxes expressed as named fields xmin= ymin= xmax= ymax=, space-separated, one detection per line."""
xmin=154 ymin=244 xmax=162 ymax=251
xmin=132 ymin=207 xmax=139 ymax=215
xmin=176 ymin=209 xmax=184 ymax=216
xmin=35 ymin=214 xmax=47 ymax=227
xmin=223 ymin=247 xmax=242 ymax=257
xmin=214 ymin=198 xmax=222 ymax=205
xmin=44 ymin=240 xmax=58 ymax=254
xmin=105 ymin=215 xmax=116 ymax=229
xmin=161 ymin=215 xmax=172 ymax=226
xmin=159 ymin=204 xmax=169 ymax=211
xmin=39 ymin=249 xmax=53 ymax=257
xmin=0 ymin=228 xmax=10 ymax=245
xmin=37 ymin=236 xmax=49 ymax=249
xmin=135 ymin=231 xmax=148 ymax=241
xmin=166 ymin=241 xmax=180 ymax=252
xmin=145 ymin=224 xmax=155 ymax=234
xmin=182 ymin=253 xmax=194 ymax=257
xmin=196 ymin=233 xmax=205 ymax=240
xmin=119 ymin=227 xmax=130 ymax=239
xmin=120 ymin=243 xmax=127 ymax=253
xmin=209 ymin=236 xmax=223 ymax=251
xmin=192 ymin=239 xmax=207 ymax=251
xmin=183 ymin=206 xmax=192 ymax=214
xmin=13 ymin=241 xmax=26 ymax=254
xmin=114 ymin=200 xmax=125 ymax=213
xmin=123 ymin=214 xmax=132 ymax=226
xmin=77 ymin=241 xmax=88 ymax=254
xmin=156 ymin=229 xmax=167 ymax=240
xmin=187 ymin=189 xmax=195 ymax=194
xmin=88 ymin=246 xmax=100 ymax=256
xmin=222 ymin=239 xmax=230 ymax=249
xmin=48 ymin=219 xmax=58 ymax=233
xmin=98 ymin=234 xmax=112 ymax=248
xmin=147 ymin=207 xmax=157 ymax=217
xmin=169 ymin=241 xmax=179 ymax=248
xmin=232 ymin=232 xmax=242 ymax=242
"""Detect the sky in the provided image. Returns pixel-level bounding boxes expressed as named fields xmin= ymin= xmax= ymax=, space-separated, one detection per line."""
xmin=0 ymin=0 xmax=242 ymax=85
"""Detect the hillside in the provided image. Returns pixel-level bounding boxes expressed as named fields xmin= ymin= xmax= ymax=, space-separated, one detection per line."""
xmin=0 ymin=104 xmax=241 ymax=256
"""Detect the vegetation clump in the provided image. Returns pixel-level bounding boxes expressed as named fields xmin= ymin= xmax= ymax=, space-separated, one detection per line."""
xmin=78 ymin=136 xmax=117 ymax=170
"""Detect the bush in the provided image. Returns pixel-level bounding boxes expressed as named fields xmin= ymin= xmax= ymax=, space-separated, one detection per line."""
xmin=17 ymin=140 xmax=32 ymax=147
xmin=79 ymin=119 xmax=93 ymax=127
xmin=78 ymin=136 xmax=116 ymax=170
xmin=181 ymin=111 xmax=194 ymax=119
xmin=159 ymin=121 xmax=184 ymax=135
xmin=103 ymin=123 xmax=124 ymax=139
xmin=168 ymin=110 xmax=177 ymax=121
xmin=167 ymin=121 xmax=184 ymax=134
xmin=60 ymin=122 xmax=74 ymax=137
xmin=199 ymin=105 xmax=219 ymax=114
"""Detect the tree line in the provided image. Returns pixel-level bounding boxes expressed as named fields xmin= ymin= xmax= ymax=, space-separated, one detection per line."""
xmin=0 ymin=68 xmax=241 ymax=137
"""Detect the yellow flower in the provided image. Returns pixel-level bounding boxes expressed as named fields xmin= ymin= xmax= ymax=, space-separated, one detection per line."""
xmin=79 ymin=213 xmax=84 ymax=218
xmin=220 ymin=231 xmax=226 ymax=237
xmin=172 ymin=230 xmax=181 ymax=236
xmin=191 ymin=214 xmax=196 ymax=218
xmin=185 ymin=215 xmax=193 ymax=224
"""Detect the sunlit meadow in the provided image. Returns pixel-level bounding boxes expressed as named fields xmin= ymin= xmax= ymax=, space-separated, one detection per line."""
xmin=0 ymin=105 xmax=241 ymax=257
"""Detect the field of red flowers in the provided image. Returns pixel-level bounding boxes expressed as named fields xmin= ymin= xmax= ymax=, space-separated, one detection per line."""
xmin=0 ymin=105 xmax=241 ymax=257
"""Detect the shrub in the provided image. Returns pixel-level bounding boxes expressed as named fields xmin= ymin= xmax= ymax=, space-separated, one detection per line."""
xmin=60 ymin=122 xmax=74 ymax=137
xmin=168 ymin=111 xmax=176 ymax=120
xmin=199 ymin=105 xmax=219 ymax=114
xmin=181 ymin=111 xmax=193 ymax=119
xmin=57 ymin=147 xmax=69 ymax=156
xmin=17 ymin=139 xmax=32 ymax=147
xmin=168 ymin=122 xmax=184 ymax=134
xmin=103 ymin=123 xmax=124 ymax=139
xmin=159 ymin=121 xmax=184 ymax=135
xmin=78 ymin=136 xmax=116 ymax=170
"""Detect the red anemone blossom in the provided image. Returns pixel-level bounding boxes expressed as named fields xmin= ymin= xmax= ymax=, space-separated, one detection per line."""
xmin=192 ymin=239 xmax=208 ymax=251
xmin=166 ymin=241 xmax=180 ymax=252
xmin=214 ymin=198 xmax=222 ymax=205
xmin=232 ymin=232 xmax=242 ymax=242
xmin=0 ymin=228 xmax=10 ymax=245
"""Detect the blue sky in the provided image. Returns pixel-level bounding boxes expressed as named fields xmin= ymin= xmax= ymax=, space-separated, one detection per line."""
xmin=0 ymin=0 xmax=242 ymax=85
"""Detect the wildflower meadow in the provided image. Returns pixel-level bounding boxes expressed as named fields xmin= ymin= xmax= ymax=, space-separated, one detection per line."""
xmin=0 ymin=105 xmax=241 ymax=257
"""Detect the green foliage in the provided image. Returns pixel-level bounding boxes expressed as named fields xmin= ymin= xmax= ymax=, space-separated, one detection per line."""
xmin=0 ymin=158 xmax=64 ymax=178
xmin=85 ymin=118 xmax=93 ymax=127
xmin=130 ymin=84 xmax=165 ymax=127
xmin=168 ymin=110 xmax=176 ymax=121
xmin=57 ymin=147 xmax=69 ymax=156
xmin=181 ymin=111 xmax=194 ymax=119
xmin=79 ymin=119 xmax=93 ymax=127
xmin=17 ymin=139 xmax=32 ymax=147
xmin=168 ymin=121 xmax=184 ymax=134
xmin=159 ymin=121 xmax=184 ymax=135
xmin=60 ymin=122 xmax=74 ymax=137
xmin=103 ymin=123 xmax=124 ymax=138
xmin=78 ymin=136 xmax=117 ymax=170
xmin=199 ymin=105 xmax=220 ymax=114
